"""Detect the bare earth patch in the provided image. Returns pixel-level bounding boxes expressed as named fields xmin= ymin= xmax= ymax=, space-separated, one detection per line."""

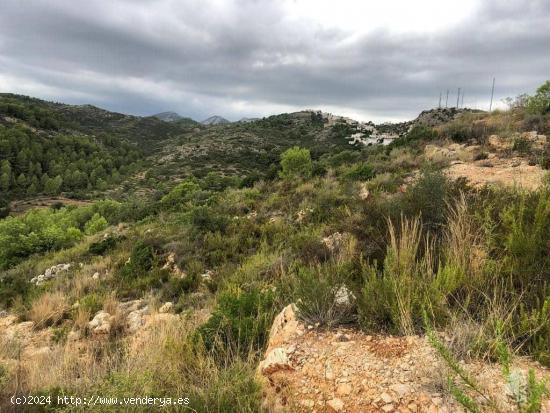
xmin=446 ymin=158 xmax=546 ymax=190
xmin=259 ymin=306 xmax=550 ymax=413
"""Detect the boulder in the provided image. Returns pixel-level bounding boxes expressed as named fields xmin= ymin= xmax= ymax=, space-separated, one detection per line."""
xmin=258 ymin=347 xmax=294 ymax=375
xmin=159 ymin=302 xmax=174 ymax=313
xmin=327 ymin=398 xmax=344 ymax=412
xmin=88 ymin=311 xmax=112 ymax=334
xmin=267 ymin=304 xmax=300 ymax=348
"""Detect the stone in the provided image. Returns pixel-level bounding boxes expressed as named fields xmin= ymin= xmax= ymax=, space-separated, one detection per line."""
xmin=267 ymin=304 xmax=299 ymax=348
xmin=380 ymin=392 xmax=393 ymax=404
xmin=126 ymin=310 xmax=144 ymax=333
xmin=159 ymin=302 xmax=174 ymax=313
xmin=88 ymin=311 xmax=112 ymax=334
xmin=336 ymin=383 xmax=352 ymax=396
xmin=259 ymin=347 xmax=294 ymax=375
xmin=334 ymin=285 xmax=355 ymax=307
xmin=381 ymin=404 xmax=394 ymax=412
xmin=201 ymin=270 xmax=213 ymax=281
xmin=300 ymin=399 xmax=315 ymax=408
xmin=327 ymin=398 xmax=344 ymax=412
xmin=92 ymin=272 xmax=100 ymax=280
xmin=390 ymin=383 xmax=412 ymax=399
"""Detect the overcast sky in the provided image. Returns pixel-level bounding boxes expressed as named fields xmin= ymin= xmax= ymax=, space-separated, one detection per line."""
xmin=1 ymin=0 xmax=549 ymax=122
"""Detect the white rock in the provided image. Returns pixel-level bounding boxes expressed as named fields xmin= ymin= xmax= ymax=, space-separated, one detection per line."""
xmin=92 ymin=272 xmax=100 ymax=280
xmin=126 ymin=310 xmax=144 ymax=333
xmin=88 ymin=311 xmax=112 ymax=334
xmin=327 ymin=398 xmax=344 ymax=412
xmin=380 ymin=392 xmax=393 ymax=404
xmin=259 ymin=347 xmax=294 ymax=374
xmin=159 ymin=302 xmax=174 ymax=313
xmin=334 ymin=285 xmax=355 ymax=306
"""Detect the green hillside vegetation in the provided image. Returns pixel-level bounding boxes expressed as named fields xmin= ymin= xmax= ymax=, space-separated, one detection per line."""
xmin=1 ymin=82 xmax=550 ymax=411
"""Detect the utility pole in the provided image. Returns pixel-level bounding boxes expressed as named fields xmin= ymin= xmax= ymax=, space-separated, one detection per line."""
xmin=445 ymin=90 xmax=449 ymax=108
xmin=456 ymin=88 xmax=461 ymax=108
xmin=438 ymin=91 xmax=442 ymax=108
xmin=489 ymin=77 xmax=495 ymax=111
xmin=461 ymin=89 xmax=464 ymax=108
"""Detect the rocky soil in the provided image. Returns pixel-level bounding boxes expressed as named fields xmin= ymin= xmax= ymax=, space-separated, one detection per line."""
xmin=258 ymin=305 xmax=550 ymax=413
xmin=425 ymin=132 xmax=548 ymax=190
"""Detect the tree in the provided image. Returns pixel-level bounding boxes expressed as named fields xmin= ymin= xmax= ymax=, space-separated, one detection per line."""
xmin=526 ymin=80 xmax=550 ymax=115
xmin=84 ymin=213 xmax=108 ymax=235
xmin=44 ymin=175 xmax=63 ymax=195
xmin=0 ymin=160 xmax=12 ymax=192
xmin=16 ymin=173 xmax=27 ymax=189
xmin=279 ymin=146 xmax=313 ymax=180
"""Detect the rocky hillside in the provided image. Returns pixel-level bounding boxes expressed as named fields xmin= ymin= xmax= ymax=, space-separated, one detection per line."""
xmin=1 ymin=83 xmax=550 ymax=412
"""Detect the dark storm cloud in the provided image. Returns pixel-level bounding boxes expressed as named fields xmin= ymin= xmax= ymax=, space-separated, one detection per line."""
xmin=0 ymin=0 xmax=549 ymax=122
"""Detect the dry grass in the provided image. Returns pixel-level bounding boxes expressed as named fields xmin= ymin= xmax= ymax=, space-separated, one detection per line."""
xmin=74 ymin=307 xmax=91 ymax=332
xmin=385 ymin=216 xmax=424 ymax=336
xmin=27 ymin=291 xmax=68 ymax=329
xmin=102 ymin=293 xmax=126 ymax=337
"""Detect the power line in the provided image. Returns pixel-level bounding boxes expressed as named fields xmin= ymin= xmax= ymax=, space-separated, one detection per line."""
xmin=489 ymin=77 xmax=495 ymax=111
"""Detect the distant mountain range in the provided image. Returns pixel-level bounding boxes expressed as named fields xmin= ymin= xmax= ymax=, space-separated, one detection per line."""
xmin=153 ymin=111 xmax=197 ymax=125
xmin=201 ymin=115 xmax=230 ymax=125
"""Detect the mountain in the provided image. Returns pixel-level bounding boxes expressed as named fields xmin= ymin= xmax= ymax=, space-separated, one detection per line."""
xmin=238 ymin=117 xmax=260 ymax=123
xmin=2 ymin=83 xmax=550 ymax=412
xmin=153 ymin=111 xmax=185 ymax=122
xmin=201 ymin=115 xmax=230 ymax=125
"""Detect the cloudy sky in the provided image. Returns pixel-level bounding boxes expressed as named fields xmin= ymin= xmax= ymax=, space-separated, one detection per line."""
xmin=1 ymin=0 xmax=549 ymax=122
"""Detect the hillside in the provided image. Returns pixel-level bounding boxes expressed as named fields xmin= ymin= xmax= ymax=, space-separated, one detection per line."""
xmin=1 ymin=81 xmax=550 ymax=412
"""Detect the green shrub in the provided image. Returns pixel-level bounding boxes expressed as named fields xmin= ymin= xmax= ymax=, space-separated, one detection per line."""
xmin=358 ymin=217 xmax=442 ymax=335
xmin=501 ymin=190 xmax=550 ymax=288
xmin=526 ymin=80 xmax=550 ymax=115
xmin=191 ymin=206 xmax=228 ymax=233
xmin=0 ymin=273 xmax=32 ymax=308
xmin=161 ymin=274 xmax=200 ymax=301
xmin=343 ymin=162 xmax=375 ymax=181
xmin=78 ymin=293 xmax=104 ymax=315
xmin=403 ymin=168 xmax=456 ymax=233
xmin=279 ymin=146 xmax=312 ymax=180
xmin=160 ymin=178 xmax=201 ymax=209
xmin=513 ymin=137 xmax=532 ymax=154
xmin=198 ymin=287 xmax=276 ymax=359
xmin=292 ymin=262 xmax=356 ymax=328
xmin=83 ymin=213 xmax=108 ymax=235
xmin=389 ymin=124 xmax=437 ymax=149
xmin=88 ymin=235 xmax=121 ymax=255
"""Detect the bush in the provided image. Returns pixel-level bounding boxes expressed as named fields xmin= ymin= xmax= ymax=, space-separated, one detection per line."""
xmin=402 ymin=168 xmax=456 ymax=233
xmin=343 ymin=162 xmax=375 ymax=181
xmin=198 ymin=287 xmax=276 ymax=359
xmin=389 ymin=124 xmax=437 ymax=149
xmin=84 ymin=213 xmax=108 ymax=235
xmin=160 ymin=178 xmax=201 ymax=209
xmin=358 ymin=217 xmax=442 ymax=335
xmin=292 ymin=262 xmax=356 ymax=328
xmin=512 ymin=137 xmax=532 ymax=154
xmin=526 ymin=80 xmax=550 ymax=115
xmin=88 ymin=235 xmax=121 ymax=255
xmin=191 ymin=206 xmax=228 ymax=233
xmin=279 ymin=146 xmax=312 ymax=180
xmin=0 ymin=273 xmax=32 ymax=308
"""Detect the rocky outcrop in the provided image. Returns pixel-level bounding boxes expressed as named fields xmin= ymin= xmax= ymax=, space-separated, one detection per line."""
xmin=258 ymin=305 xmax=550 ymax=412
xmin=30 ymin=263 xmax=71 ymax=285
